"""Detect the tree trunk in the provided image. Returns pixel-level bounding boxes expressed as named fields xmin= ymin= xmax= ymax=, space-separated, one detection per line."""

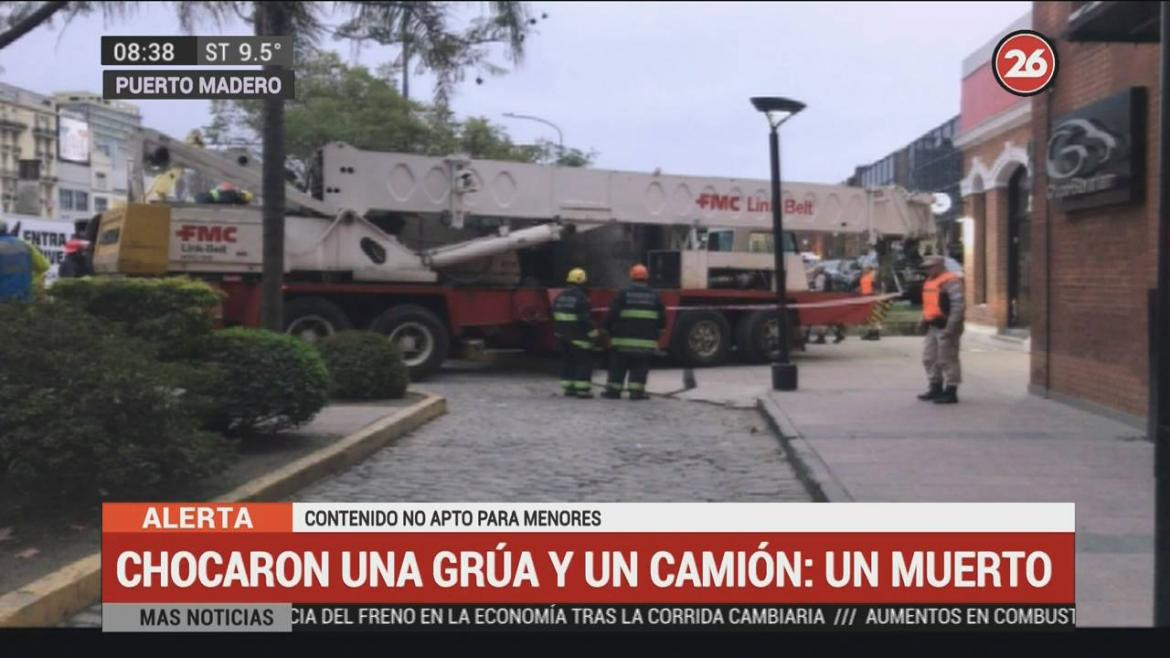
xmin=0 ymin=0 xmax=67 ymax=50
xmin=401 ymin=8 xmax=411 ymax=101
xmin=257 ymin=2 xmax=290 ymax=331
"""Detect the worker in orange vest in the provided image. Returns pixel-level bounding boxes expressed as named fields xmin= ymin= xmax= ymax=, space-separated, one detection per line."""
xmin=916 ymin=255 xmax=965 ymax=404
xmin=858 ymin=264 xmax=885 ymax=341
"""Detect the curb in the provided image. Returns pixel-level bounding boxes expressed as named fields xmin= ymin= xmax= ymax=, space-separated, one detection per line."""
xmin=756 ymin=396 xmax=853 ymax=503
xmin=0 ymin=391 xmax=447 ymax=629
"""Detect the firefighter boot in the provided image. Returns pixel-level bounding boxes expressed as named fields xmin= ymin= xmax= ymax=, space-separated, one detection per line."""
xmin=602 ymin=384 xmax=623 ymax=400
xmin=933 ymin=385 xmax=959 ymax=405
xmin=917 ymin=381 xmax=943 ymax=401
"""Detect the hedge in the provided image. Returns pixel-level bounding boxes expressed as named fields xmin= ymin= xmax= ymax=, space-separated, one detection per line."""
xmin=49 ymin=276 xmax=223 ymax=360
xmin=0 ymin=302 xmax=230 ymax=509
xmin=197 ymin=327 xmax=331 ymax=436
xmin=316 ymin=331 xmax=410 ymax=400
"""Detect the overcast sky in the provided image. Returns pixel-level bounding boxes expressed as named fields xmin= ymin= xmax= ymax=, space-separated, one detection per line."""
xmin=0 ymin=1 xmax=1029 ymax=183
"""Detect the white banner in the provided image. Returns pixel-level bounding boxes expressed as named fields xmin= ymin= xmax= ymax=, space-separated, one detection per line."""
xmin=3 ymin=216 xmax=75 ymax=266
xmin=58 ymin=114 xmax=91 ymax=164
xmin=290 ymin=503 xmax=1076 ymax=533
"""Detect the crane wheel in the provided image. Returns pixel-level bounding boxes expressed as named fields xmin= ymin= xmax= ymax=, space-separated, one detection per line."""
xmin=369 ymin=304 xmax=450 ymax=381
xmin=283 ymin=297 xmax=352 ymax=343
xmin=669 ymin=310 xmax=731 ymax=367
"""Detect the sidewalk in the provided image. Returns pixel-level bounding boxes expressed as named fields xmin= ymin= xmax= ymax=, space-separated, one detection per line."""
xmin=753 ymin=336 xmax=1152 ymax=627
xmin=598 ymin=336 xmax=1153 ymax=626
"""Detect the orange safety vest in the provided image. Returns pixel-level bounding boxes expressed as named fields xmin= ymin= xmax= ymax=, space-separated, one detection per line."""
xmin=922 ymin=271 xmax=960 ymax=322
xmin=859 ymin=271 xmax=876 ymax=295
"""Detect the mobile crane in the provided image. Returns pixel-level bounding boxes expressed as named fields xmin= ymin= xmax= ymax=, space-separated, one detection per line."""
xmin=90 ymin=128 xmax=935 ymax=380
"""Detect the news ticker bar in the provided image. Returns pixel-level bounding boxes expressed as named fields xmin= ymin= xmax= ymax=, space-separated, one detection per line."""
xmin=102 ymin=604 xmax=1077 ymax=632
xmin=101 ymin=36 xmax=293 ymax=67
xmin=102 ymin=70 xmax=294 ymax=100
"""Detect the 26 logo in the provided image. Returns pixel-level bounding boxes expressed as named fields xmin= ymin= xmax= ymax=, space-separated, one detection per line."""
xmin=993 ymin=30 xmax=1058 ymax=97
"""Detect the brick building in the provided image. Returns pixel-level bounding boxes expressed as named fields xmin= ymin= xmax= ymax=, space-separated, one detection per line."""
xmin=956 ymin=11 xmax=1034 ymax=334
xmin=1026 ymin=1 xmax=1159 ymax=427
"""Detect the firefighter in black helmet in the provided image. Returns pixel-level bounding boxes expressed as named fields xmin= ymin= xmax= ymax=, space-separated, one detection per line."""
xmin=552 ymin=267 xmax=598 ymax=398
xmin=603 ymin=264 xmax=665 ymax=400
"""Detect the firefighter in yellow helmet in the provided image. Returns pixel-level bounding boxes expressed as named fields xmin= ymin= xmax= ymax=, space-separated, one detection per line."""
xmin=552 ymin=267 xmax=599 ymax=398
xmin=602 ymin=264 xmax=665 ymax=400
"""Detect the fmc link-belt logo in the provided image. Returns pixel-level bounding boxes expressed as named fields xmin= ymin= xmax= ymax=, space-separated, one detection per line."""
xmin=992 ymin=29 xmax=1058 ymax=97
xmin=176 ymin=225 xmax=238 ymax=243
xmin=695 ymin=193 xmax=814 ymax=216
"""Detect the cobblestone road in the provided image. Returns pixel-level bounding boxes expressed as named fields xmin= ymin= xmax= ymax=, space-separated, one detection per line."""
xmin=65 ymin=362 xmax=811 ymax=627
xmin=293 ymin=363 xmax=813 ymax=502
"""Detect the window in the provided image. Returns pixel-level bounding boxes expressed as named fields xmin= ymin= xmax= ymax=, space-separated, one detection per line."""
xmin=94 ymin=197 xmax=108 ymax=212
xmin=94 ymin=171 xmax=107 ymax=191
xmin=19 ymin=159 xmax=40 ymax=180
xmin=59 ymin=188 xmax=73 ymax=210
xmin=74 ymin=190 xmax=88 ymax=211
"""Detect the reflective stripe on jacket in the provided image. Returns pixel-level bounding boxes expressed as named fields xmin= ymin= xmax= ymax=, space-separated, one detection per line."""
xmin=552 ymin=285 xmax=594 ymax=347
xmin=605 ymin=283 xmax=666 ymax=353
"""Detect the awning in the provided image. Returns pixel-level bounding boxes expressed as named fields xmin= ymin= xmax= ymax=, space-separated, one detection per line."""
xmin=1065 ymin=1 xmax=1159 ymax=43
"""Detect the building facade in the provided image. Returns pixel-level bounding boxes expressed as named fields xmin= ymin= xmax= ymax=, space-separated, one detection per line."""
xmin=1025 ymin=1 xmax=1159 ymax=426
xmin=53 ymin=91 xmax=142 ymax=205
xmin=842 ymin=117 xmax=962 ymax=259
xmin=0 ymin=81 xmax=58 ymax=217
xmin=955 ymin=11 xmax=1034 ymax=334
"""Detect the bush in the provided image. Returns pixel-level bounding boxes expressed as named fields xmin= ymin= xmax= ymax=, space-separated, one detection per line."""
xmin=197 ymin=327 xmax=331 ymax=436
xmin=316 ymin=331 xmax=410 ymax=400
xmin=49 ymin=277 xmax=223 ymax=360
xmin=0 ymin=303 xmax=230 ymax=509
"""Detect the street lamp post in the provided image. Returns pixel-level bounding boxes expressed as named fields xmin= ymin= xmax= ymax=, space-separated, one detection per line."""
xmin=751 ymin=96 xmax=806 ymax=392
xmin=503 ymin=112 xmax=564 ymax=162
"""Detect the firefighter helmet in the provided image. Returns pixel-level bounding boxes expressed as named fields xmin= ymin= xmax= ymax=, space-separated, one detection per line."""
xmin=567 ymin=268 xmax=588 ymax=285
xmin=629 ymin=264 xmax=649 ymax=281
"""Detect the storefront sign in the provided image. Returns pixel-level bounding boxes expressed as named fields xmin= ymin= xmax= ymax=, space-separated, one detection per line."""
xmin=1046 ymin=87 xmax=1146 ymax=211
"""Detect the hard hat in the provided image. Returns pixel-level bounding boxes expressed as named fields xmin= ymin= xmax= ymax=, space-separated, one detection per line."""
xmin=567 ymin=267 xmax=587 ymax=285
xmin=629 ymin=264 xmax=649 ymax=281
xmin=240 ymin=190 xmax=254 ymax=203
xmin=921 ymin=255 xmax=945 ymax=268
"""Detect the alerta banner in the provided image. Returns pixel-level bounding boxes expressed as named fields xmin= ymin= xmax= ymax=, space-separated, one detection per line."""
xmin=100 ymin=502 xmax=1076 ymax=632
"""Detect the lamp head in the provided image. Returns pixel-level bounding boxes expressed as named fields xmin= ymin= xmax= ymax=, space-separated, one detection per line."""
xmin=751 ymin=96 xmax=806 ymax=129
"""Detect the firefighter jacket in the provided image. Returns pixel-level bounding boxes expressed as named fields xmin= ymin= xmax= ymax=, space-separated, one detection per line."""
xmin=552 ymin=285 xmax=596 ymax=349
xmin=604 ymin=283 xmax=666 ymax=353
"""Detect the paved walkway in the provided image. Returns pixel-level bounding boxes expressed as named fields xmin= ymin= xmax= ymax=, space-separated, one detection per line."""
xmin=721 ymin=335 xmax=1148 ymax=627
xmin=292 ymin=364 xmax=813 ymax=503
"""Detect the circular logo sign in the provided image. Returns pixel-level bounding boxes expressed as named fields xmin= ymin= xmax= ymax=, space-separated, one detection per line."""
xmin=992 ymin=30 xmax=1058 ymax=96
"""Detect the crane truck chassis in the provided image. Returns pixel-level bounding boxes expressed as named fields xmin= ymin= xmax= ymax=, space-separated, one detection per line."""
xmin=90 ymin=129 xmax=934 ymax=380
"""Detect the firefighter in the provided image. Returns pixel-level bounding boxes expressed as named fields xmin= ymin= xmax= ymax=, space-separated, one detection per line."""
xmin=916 ymin=255 xmax=964 ymax=404
xmin=858 ymin=264 xmax=885 ymax=341
xmin=552 ymin=267 xmax=598 ymax=398
xmin=603 ymin=264 xmax=666 ymax=401
xmin=0 ymin=219 xmax=50 ymax=302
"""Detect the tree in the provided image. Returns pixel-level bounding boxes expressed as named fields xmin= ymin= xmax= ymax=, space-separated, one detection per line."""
xmin=204 ymin=50 xmax=593 ymax=172
xmin=334 ymin=1 xmax=544 ymax=105
xmin=1 ymin=0 xmax=320 ymax=332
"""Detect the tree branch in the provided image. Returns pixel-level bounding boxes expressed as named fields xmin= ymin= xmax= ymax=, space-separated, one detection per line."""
xmin=0 ymin=0 xmax=69 ymax=50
